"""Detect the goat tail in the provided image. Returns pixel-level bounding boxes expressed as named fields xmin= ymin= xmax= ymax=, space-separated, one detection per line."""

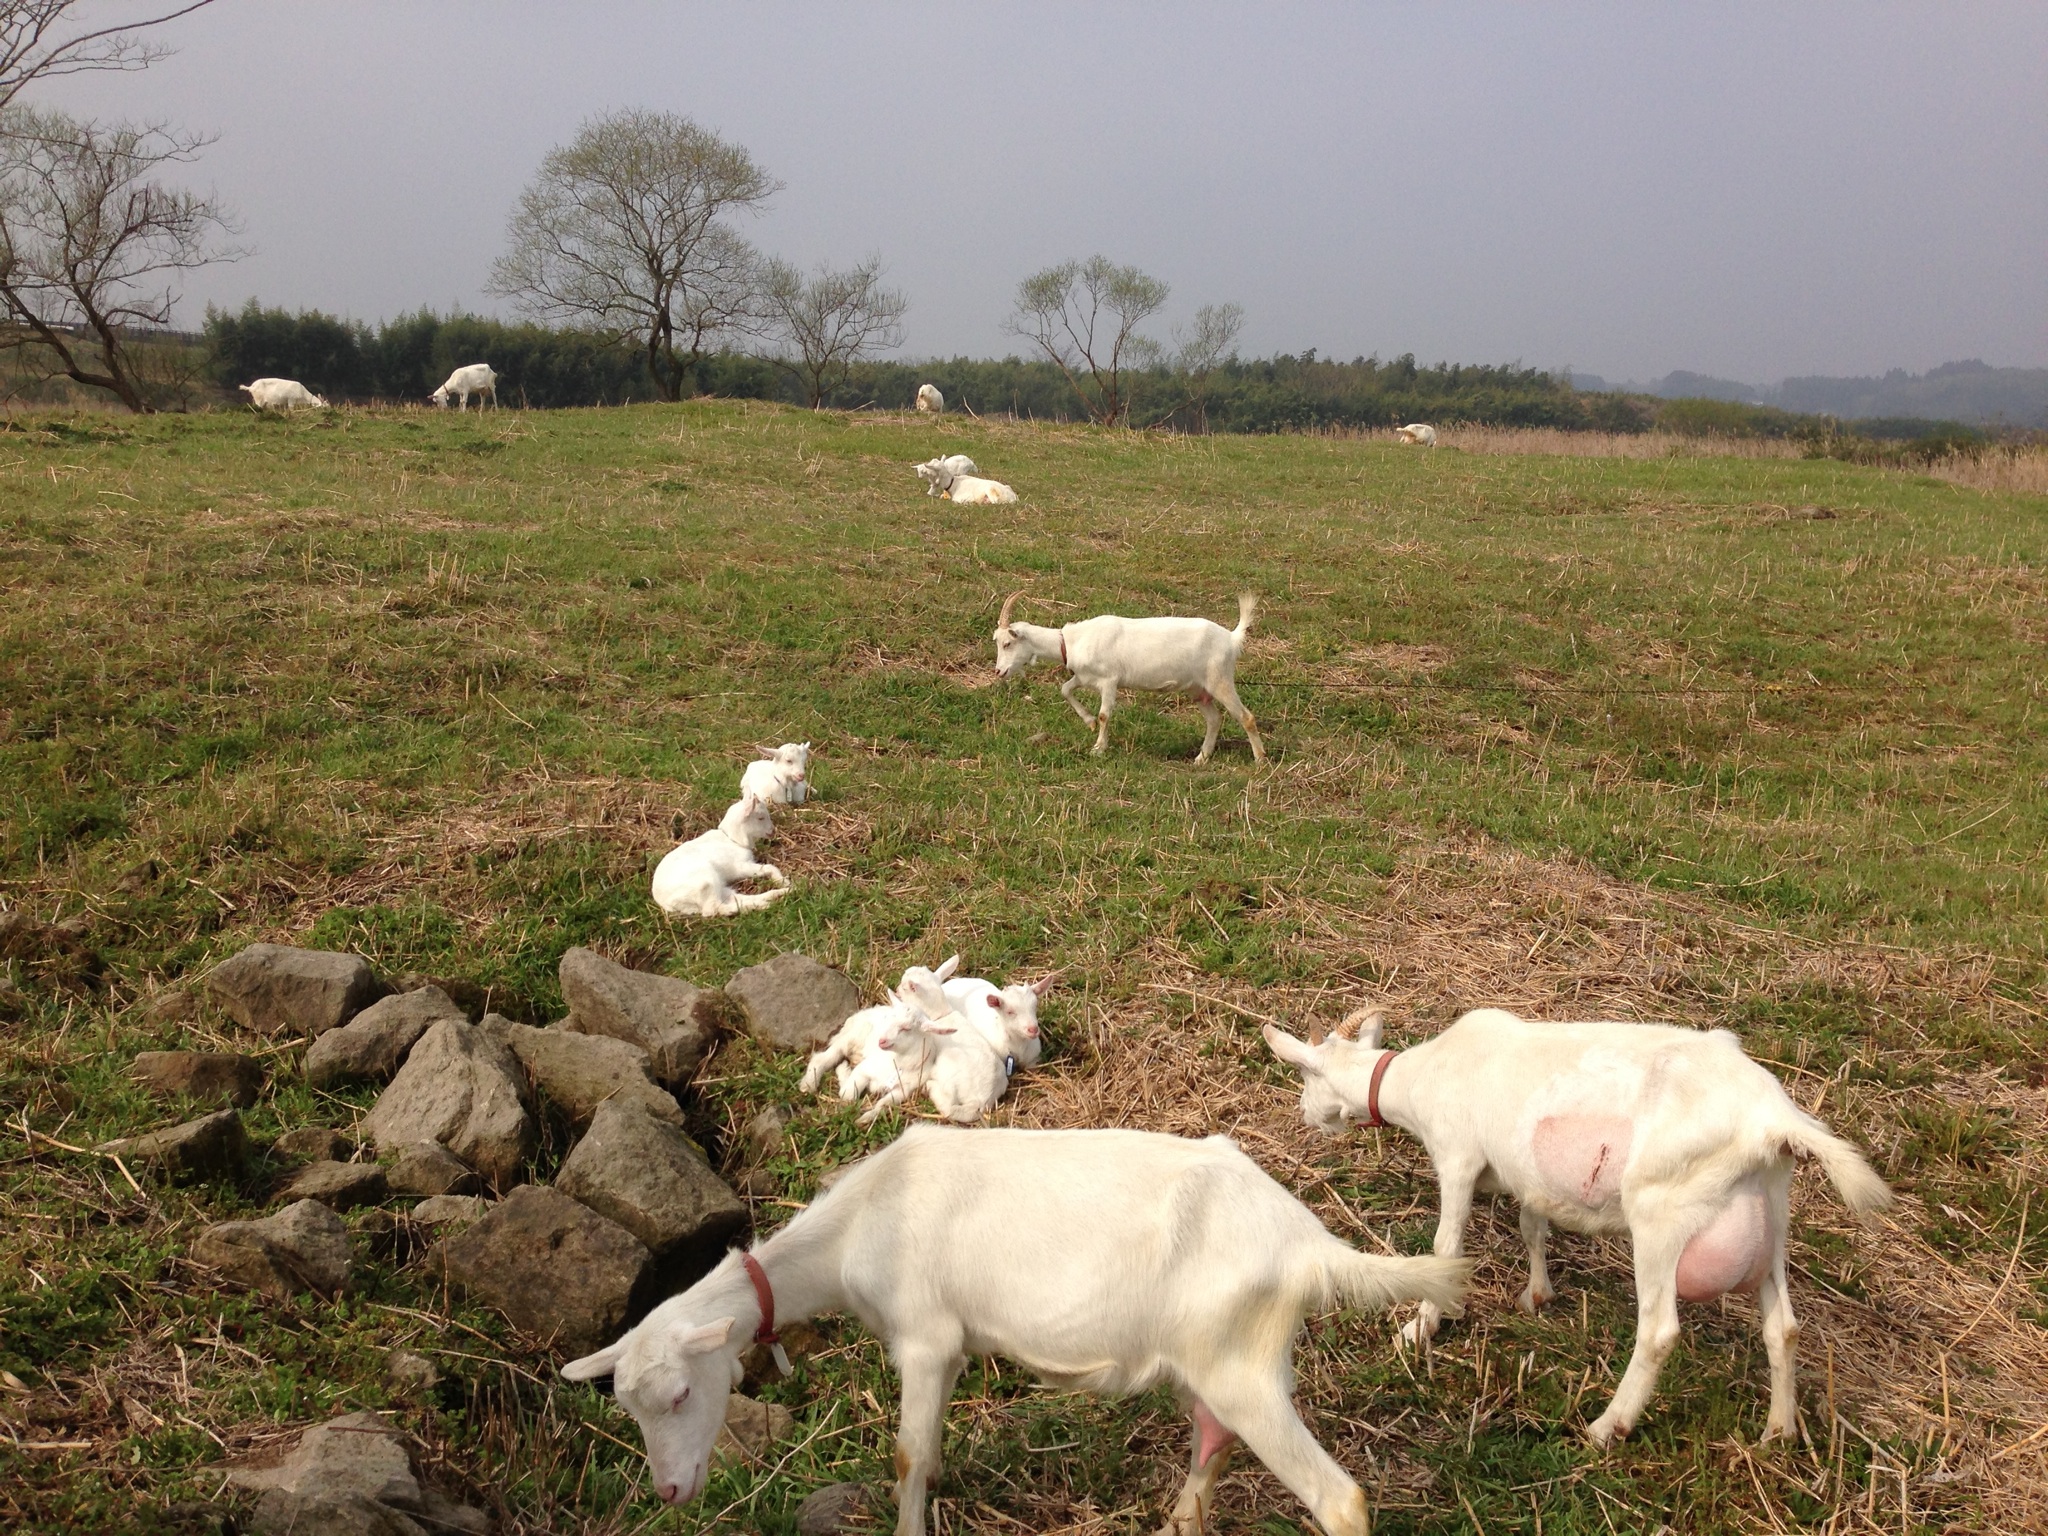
xmin=1233 ymin=591 xmax=1259 ymax=641
xmin=1327 ymin=1248 xmax=1472 ymax=1320
xmin=1780 ymin=1119 xmax=1893 ymax=1215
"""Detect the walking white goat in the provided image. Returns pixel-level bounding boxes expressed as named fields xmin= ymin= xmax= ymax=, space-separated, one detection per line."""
xmin=562 ymin=1124 xmax=1470 ymax=1536
xmin=1263 ymin=1006 xmax=1892 ymax=1447
xmin=994 ymin=591 xmax=1266 ymax=762
xmin=739 ymin=742 xmax=810 ymax=805
xmin=649 ymin=795 xmax=788 ymax=917
xmin=913 ymin=454 xmax=978 ymax=495
xmin=430 ymin=363 xmax=497 ymax=410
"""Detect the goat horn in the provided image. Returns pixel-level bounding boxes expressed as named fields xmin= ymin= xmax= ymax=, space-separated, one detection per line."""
xmin=1306 ymin=1019 xmax=1326 ymax=1046
xmin=1335 ymin=1008 xmax=1372 ymax=1040
xmin=997 ymin=590 xmax=1023 ymax=630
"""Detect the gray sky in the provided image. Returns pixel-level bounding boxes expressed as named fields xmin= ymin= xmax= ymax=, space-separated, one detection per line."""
xmin=32 ymin=1 xmax=2048 ymax=382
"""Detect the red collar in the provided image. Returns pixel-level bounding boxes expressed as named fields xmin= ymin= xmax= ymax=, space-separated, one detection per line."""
xmin=741 ymin=1253 xmax=778 ymax=1346
xmin=1363 ymin=1050 xmax=1396 ymax=1128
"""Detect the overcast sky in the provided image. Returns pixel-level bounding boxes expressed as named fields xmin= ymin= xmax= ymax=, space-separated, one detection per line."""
xmin=30 ymin=1 xmax=2048 ymax=383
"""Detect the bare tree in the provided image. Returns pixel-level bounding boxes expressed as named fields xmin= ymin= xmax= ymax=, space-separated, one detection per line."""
xmin=1005 ymin=255 xmax=1169 ymax=427
xmin=762 ymin=255 xmax=906 ymax=409
xmin=489 ymin=110 xmax=779 ymax=402
xmin=0 ymin=106 xmax=240 ymax=411
xmin=1 ymin=0 xmax=215 ymax=115
xmin=1163 ymin=301 xmax=1244 ymax=433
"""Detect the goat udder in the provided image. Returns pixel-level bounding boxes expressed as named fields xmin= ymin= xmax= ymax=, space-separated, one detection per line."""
xmin=1675 ymin=1188 xmax=1769 ymax=1300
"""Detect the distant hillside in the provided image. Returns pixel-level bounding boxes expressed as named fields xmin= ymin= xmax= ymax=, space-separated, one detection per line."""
xmin=1775 ymin=361 xmax=2048 ymax=429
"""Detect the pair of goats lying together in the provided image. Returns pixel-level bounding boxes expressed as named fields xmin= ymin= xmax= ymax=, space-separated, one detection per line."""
xmin=566 ymin=1005 xmax=1890 ymax=1536
xmin=649 ymin=743 xmax=811 ymax=917
xmin=912 ymin=453 xmax=1019 ymax=504
xmin=799 ymin=955 xmax=1052 ymax=1125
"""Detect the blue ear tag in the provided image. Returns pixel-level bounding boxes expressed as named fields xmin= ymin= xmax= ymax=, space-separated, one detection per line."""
xmin=1004 ymin=1054 xmax=1016 ymax=1078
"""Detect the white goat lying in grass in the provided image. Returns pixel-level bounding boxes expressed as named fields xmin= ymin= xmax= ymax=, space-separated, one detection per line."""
xmin=649 ymin=794 xmax=787 ymax=917
xmin=912 ymin=454 xmax=977 ymax=495
xmin=739 ymin=741 xmax=810 ymax=805
xmin=239 ymin=378 xmax=327 ymax=411
xmin=944 ymin=968 xmax=1052 ymax=1068
xmin=995 ymin=590 xmax=1266 ymax=762
xmin=941 ymin=473 xmax=1017 ymax=505
xmin=1264 ymin=1006 xmax=1892 ymax=1447
xmin=1393 ymin=422 xmax=1437 ymax=446
xmin=563 ymin=1124 xmax=1470 ymax=1536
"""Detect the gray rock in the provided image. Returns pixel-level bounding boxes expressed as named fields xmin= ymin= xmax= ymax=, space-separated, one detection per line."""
xmin=433 ymin=1185 xmax=651 ymax=1356
xmin=305 ymin=987 xmax=464 ymax=1088
xmin=277 ymin=1160 xmax=389 ymax=1211
xmin=391 ymin=973 xmax=489 ymax=1021
xmin=363 ymin=1020 xmax=533 ymax=1189
xmin=411 ymin=1194 xmax=489 ymax=1229
xmin=98 ymin=1108 xmax=247 ymax=1179
xmin=382 ymin=1141 xmax=481 ymax=1198
xmin=558 ymin=946 xmax=732 ymax=1084
xmin=130 ymin=1050 xmax=264 ymax=1109
xmin=192 ymin=1198 xmax=351 ymax=1298
xmin=228 ymin=1409 xmax=490 ymax=1536
xmin=713 ymin=1393 xmax=795 ymax=1467
xmin=725 ymin=953 xmax=860 ymax=1053
xmin=385 ymin=1349 xmax=442 ymax=1400
xmin=554 ymin=1099 xmax=746 ymax=1258
xmin=249 ymin=1489 xmax=422 ymax=1536
xmin=795 ymin=1481 xmax=872 ymax=1536
xmin=479 ymin=1015 xmax=682 ymax=1127
xmin=140 ymin=986 xmax=199 ymax=1025
xmin=272 ymin=1127 xmax=355 ymax=1166
xmin=207 ymin=943 xmax=383 ymax=1038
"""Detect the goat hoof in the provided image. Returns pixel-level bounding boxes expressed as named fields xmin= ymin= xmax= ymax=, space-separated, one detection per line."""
xmin=1584 ymin=1415 xmax=1625 ymax=1449
xmin=1518 ymin=1285 xmax=1554 ymax=1315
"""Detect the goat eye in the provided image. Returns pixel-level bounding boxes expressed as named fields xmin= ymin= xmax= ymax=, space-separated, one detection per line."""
xmin=672 ymin=1387 xmax=690 ymax=1410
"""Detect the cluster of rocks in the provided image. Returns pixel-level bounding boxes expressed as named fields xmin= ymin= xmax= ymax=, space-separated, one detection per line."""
xmin=224 ymin=1410 xmax=490 ymax=1536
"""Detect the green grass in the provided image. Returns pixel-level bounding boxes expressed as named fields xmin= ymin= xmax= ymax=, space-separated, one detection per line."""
xmin=2 ymin=401 xmax=2043 ymax=1533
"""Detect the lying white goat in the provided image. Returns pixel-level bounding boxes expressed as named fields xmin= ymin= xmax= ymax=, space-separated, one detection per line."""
xmin=239 ymin=378 xmax=327 ymax=412
xmin=914 ymin=382 xmax=944 ymax=413
xmin=942 ymin=473 xmax=1017 ymax=505
xmin=739 ymin=741 xmax=810 ymax=806
xmin=913 ymin=454 xmax=978 ymax=496
xmin=800 ymin=957 xmax=966 ymax=1106
xmin=994 ymin=590 xmax=1266 ymax=763
xmin=944 ymin=969 xmax=1052 ymax=1069
xmin=431 ymin=363 xmax=498 ymax=410
xmin=859 ymin=988 xmax=1010 ymax=1126
xmin=649 ymin=794 xmax=788 ymax=917
xmin=1393 ymin=423 xmax=1437 ymax=447
xmin=563 ymin=1124 xmax=1469 ymax=1536
xmin=1264 ymin=1006 xmax=1891 ymax=1447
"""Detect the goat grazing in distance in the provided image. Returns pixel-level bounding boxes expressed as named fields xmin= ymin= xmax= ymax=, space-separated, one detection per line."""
xmin=431 ymin=363 xmax=498 ymax=410
xmin=994 ymin=591 xmax=1266 ymax=763
xmin=239 ymin=378 xmax=328 ymax=412
xmin=563 ymin=1124 xmax=1470 ymax=1536
xmin=914 ymin=382 xmax=944 ymax=413
xmin=1393 ymin=423 xmax=1437 ymax=447
xmin=1264 ymin=1006 xmax=1892 ymax=1447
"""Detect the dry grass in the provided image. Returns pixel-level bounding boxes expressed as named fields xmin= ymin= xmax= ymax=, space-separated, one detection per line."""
xmin=1925 ymin=443 xmax=2048 ymax=497
xmin=1435 ymin=425 xmax=1808 ymax=460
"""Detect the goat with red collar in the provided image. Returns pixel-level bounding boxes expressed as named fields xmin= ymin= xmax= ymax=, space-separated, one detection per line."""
xmin=992 ymin=590 xmax=1266 ymax=763
xmin=1263 ymin=1005 xmax=1891 ymax=1448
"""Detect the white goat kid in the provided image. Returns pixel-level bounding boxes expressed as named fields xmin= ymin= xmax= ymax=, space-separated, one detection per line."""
xmin=562 ymin=1124 xmax=1470 ymax=1536
xmin=914 ymin=382 xmax=944 ymax=413
xmin=994 ymin=591 xmax=1266 ymax=763
xmin=861 ymin=991 xmax=1009 ymax=1126
xmin=800 ymin=997 xmax=911 ymax=1100
xmin=1393 ymin=423 xmax=1437 ymax=447
xmin=1263 ymin=1006 xmax=1892 ymax=1447
xmin=431 ymin=363 xmax=498 ymax=410
xmin=943 ymin=970 xmax=1053 ymax=1069
xmin=942 ymin=473 xmax=1018 ymax=505
xmin=649 ymin=794 xmax=788 ymax=917
xmin=239 ymin=378 xmax=328 ymax=411
xmin=739 ymin=741 xmax=811 ymax=805
xmin=913 ymin=454 xmax=978 ymax=495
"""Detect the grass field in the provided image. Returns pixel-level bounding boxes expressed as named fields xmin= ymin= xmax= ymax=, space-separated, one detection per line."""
xmin=2 ymin=400 xmax=2044 ymax=1535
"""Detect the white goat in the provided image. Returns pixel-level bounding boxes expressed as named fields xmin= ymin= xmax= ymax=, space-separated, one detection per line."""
xmin=942 ymin=474 xmax=1018 ymax=505
xmin=943 ymin=970 xmax=1052 ymax=1069
xmin=1263 ymin=1006 xmax=1892 ymax=1447
xmin=913 ymin=454 xmax=978 ymax=496
xmin=914 ymin=382 xmax=944 ymax=414
xmin=563 ymin=1124 xmax=1469 ymax=1536
xmin=1393 ymin=423 xmax=1437 ymax=447
xmin=431 ymin=363 xmax=498 ymax=411
xmin=649 ymin=794 xmax=788 ymax=917
xmin=994 ymin=591 xmax=1266 ymax=763
xmin=739 ymin=742 xmax=811 ymax=806
xmin=238 ymin=378 xmax=328 ymax=412
xmin=800 ymin=957 xmax=963 ymax=1105
xmin=859 ymin=989 xmax=1010 ymax=1126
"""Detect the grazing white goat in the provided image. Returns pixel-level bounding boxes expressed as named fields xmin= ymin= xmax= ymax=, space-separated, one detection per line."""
xmin=994 ymin=591 xmax=1266 ymax=763
xmin=430 ymin=363 xmax=498 ymax=411
xmin=941 ymin=473 xmax=1018 ymax=505
xmin=913 ymin=454 xmax=978 ymax=496
xmin=238 ymin=378 xmax=327 ymax=412
xmin=739 ymin=742 xmax=811 ymax=806
xmin=943 ymin=970 xmax=1052 ymax=1069
xmin=649 ymin=794 xmax=788 ymax=917
xmin=914 ymin=382 xmax=944 ymax=414
xmin=562 ymin=1124 xmax=1469 ymax=1536
xmin=1263 ymin=1006 xmax=1892 ymax=1447
xmin=1393 ymin=423 xmax=1437 ymax=447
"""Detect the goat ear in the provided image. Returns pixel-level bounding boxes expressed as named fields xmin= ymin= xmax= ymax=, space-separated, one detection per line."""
xmin=1344 ymin=1008 xmax=1386 ymax=1047
xmin=934 ymin=954 xmax=961 ymax=981
xmin=1031 ymin=972 xmax=1059 ymax=997
xmin=758 ymin=747 xmax=778 ymax=759
xmin=930 ymin=1024 xmax=957 ymax=1035
xmin=1262 ymin=1023 xmax=1320 ymax=1070
xmin=678 ymin=1317 xmax=737 ymax=1354
xmin=561 ymin=1340 xmax=627 ymax=1381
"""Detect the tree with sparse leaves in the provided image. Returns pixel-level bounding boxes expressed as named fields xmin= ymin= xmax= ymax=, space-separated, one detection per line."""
xmin=489 ymin=110 xmax=780 ymax=402
xmin=0 ymin=0 xmax=213 ymax=115
xmin=1005 ymin=255 xmax=1170 ymax=427
xmin=1163 ymin=301 xmax=1244 ymax=433
xmin=762 ymin=255 xmax=907 ymax=409
xmin=0 ymin=106 xmax=239 ymax=410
